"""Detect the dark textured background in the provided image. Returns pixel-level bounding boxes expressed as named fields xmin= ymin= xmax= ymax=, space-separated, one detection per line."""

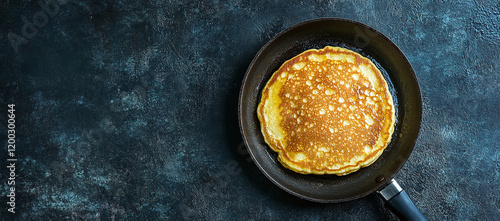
xmin=1 ymin=0 xmax=499 ymax=220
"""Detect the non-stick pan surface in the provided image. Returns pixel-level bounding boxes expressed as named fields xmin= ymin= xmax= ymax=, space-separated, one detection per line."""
xmin=239 ymin=18 xmax=422 ymax=203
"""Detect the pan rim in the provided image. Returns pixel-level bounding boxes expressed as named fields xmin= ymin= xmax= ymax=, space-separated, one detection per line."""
xmin=238 ymin=17 xmax=422 ymax=203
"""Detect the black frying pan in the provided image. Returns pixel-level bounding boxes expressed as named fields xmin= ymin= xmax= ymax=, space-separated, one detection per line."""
xmin=238 ymin=18 xmax=426 ymax=220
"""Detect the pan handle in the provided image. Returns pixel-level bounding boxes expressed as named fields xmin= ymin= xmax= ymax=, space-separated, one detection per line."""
xmin=377 ymin=179 xmax=427 ymax=221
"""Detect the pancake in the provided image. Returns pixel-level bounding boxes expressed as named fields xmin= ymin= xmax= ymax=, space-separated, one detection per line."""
xmin=257 ymin=46 xmax=395 ymax=175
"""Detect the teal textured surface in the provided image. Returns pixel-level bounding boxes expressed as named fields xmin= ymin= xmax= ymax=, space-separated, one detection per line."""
xmin=1 ymin=0 xmax=499 ymax=220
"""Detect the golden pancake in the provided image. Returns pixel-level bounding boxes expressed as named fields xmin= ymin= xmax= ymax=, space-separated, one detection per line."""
xmin=257 ymin=46 xmax=395 ymax=175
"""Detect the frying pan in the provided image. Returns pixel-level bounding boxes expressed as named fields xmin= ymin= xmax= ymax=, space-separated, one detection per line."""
xmin=238 ymin=18 xmax=426 ymax=220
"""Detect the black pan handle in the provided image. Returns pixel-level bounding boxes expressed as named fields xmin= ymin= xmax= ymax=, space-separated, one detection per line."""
xmin=377 ymin=179 xmax=427 ymax=221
